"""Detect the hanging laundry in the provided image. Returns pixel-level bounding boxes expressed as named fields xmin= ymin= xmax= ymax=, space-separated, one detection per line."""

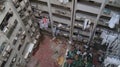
xmin=77 ymin=34 xmax=82 ymax=41
xmin=39 ymin=17 xmax=50 ymax=29
xmin=43 ymin=17 xmax=47 ymax=24
xmin=77 ymin=31 xmax=82 ymax=41
xmin=58 ymin=24 xmax=62 ymax=28
xmin=55 ymin=29 xmax=60 ymax=36
xmin=58 ymin=0 xmax=69 ymax=4
xmin=39 ymin=20 xmax=44 ymax=29
xmin=24 ymin=0 xmax=28 ymax=3
xmin=100 ymin=31 xmax=118 ymax=47
xmin=107 ymin=34 xmax=117 ymax=47
xmin=100 ymin=31 xmax=108 ymax=45
xmin=64 ymin=0 xmax=69 ymax=4
xmin=103 ymin=8 xmax=111 ymax=15
xmin=76 ymin=50 xmax=81 ymax=55
xmin=108 ymin=14 xmax=119 ymax=28
xmin=104 ymin=56 xmax=120 ymax=66
xmin=52 ymin=26 xmax=57 ymax=36
xmin=59 ymin=0 xmax=64 ymax=3
xmin=83 ymin=19 xmax=91 ymax=30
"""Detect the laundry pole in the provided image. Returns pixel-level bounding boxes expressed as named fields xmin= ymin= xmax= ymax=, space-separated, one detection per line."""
xmin=47 ymin=0 xmax=54 ymax=36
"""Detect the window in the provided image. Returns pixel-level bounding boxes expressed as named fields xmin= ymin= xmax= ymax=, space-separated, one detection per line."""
xmin=0 ymin=11 xmax=13 ymax=31
xmin=0 ymin=42 xmax=6 ymax=54
xmin=12 ymin=38 xmax=17 ymax=45
xmin=18 ymin=0 xmax=22 ymax=2
xmin=18 ymin=44 xmax=22 ymax=51
xmin=1 ymin=61 xmax=7 ymax=67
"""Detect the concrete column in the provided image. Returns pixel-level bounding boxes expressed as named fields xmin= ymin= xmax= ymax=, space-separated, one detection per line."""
xmin=87 ymin=0 xmax=108 ymax=45
xmin=69 ymin=0 xmax=77 ymax=42
xmin=47 ymin=0 xmax=54 ymax=37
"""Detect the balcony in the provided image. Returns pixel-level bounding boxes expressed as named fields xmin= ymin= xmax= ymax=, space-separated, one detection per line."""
xmin=77 ymin=2 xmax=100 ymax=14
xmin=52 ymin=14 xmax=71 ymax=25
xmin=22 ymin=43 xmax=35 ymax=59
xmin=73 ymin=28 xmax=90 ymax=37
xmin=6 ymin=20 xmax=18 ymax=38
xmin=38 ymin=0 xmax=72 ymax=8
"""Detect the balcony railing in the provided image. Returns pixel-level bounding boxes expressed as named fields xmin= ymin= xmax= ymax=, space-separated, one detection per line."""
xmin=6 ymin=20 xmax=18 ymax=38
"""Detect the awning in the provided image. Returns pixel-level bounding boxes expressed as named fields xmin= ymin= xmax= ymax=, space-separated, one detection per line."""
xmin=24 ymin=43 xmax=34 ymax=59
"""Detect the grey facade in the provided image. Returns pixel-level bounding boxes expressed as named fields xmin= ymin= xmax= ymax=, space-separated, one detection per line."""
xmin=0 ymin=0 xmax=40 ymax=67
xmin=31 ymin=0 xmax=120 ymax=44
xmin=31 ymin=0 xmax=120 ymax=66
xmin=0 ymin=0 xmax=120 ymax=67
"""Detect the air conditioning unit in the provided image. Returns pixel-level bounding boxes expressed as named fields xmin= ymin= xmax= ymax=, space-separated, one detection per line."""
xmin=17 ymin=6 xmax=22 ymax=12
xmin=36 ymin=34 xmax=40 ymax=39
xmin=33 ymin=39 xmax=37 ymax=44
xmin=3 ymin=27 xmax=8 ymax=33
xmin=20 ymin=1 xmax=25 ymax=9
xmin=2 ymin=51 xmax=7 ymax=57
xmin=28 ymin=19 xmax=32 ymax=26
xmin=32 ymin=27 xmax=35 ymax=32
xmin=22 ymin=31 xmax=25 ymax=35
xmin=0 ymin=4 xmax=5 ymax=12
xmin=5 ymin=45 xmax=11 ymax=52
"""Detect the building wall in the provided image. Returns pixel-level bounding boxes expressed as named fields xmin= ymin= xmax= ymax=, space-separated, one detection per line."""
xmin=0 ymin=0 xmax=40 ymax=67
xmin=31 ymin=0 xmax=120 ymax=43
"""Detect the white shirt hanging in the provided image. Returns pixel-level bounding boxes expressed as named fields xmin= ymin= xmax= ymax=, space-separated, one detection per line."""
xmin=108 ymin=14 xmax=119 ymax=28
xmin=104 ymin=57 xmax=120 ymax=66
xmin=58 ymin=0 xmax=69 ymax=4
xmin=59 ymin=0 xmax=64 ymax=3
xmin=64 ymin=0 xmax=69 ymax=4
xmin=77 ymin=50 xmax=81 ymax=55
xmin=100 ymin=31 xmax=118 ymax=46
xmin=83 ymin=19 xmax=91 ymax=30
xmin=39 ymin=20 xmax=44 ymax=29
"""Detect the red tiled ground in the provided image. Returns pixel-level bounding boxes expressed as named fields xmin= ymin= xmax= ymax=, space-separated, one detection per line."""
xmin=27 ymin=36 xmax=67 ymax=67
xmin=27 ymin=35 xmax=102 ymax=67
